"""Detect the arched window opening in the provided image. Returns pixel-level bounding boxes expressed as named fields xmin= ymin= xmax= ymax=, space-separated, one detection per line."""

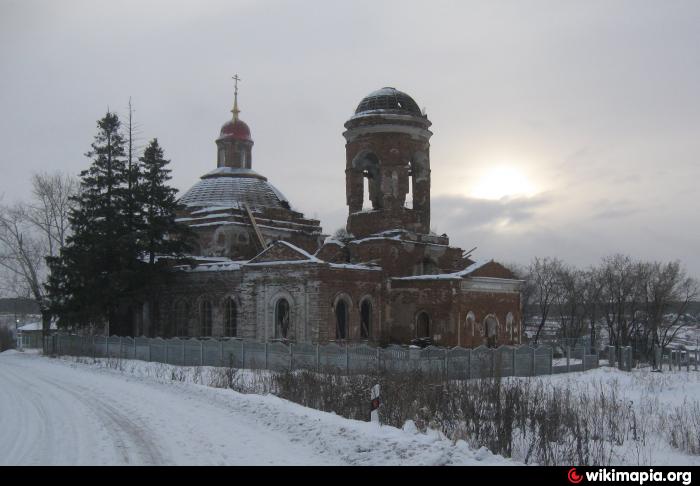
xmin=199 ymin=300 xmax=212 ymax=337
xmin=175 ymin=301 xmax=189 ymax=337
xmin=336 ymin=300 xmax=349 ymax=340
xmin=506 ymin=312 xmax=514 ymax=341
xmin=360 ymin=300 xmax=371 ymax=339
xmin=224 ymin=298 xmax=237 ymax=337
xmin=362 ymin=177 xmax=371 ymax=211
xmin=275 ymin=299 xmax=290 ymax=339
xmin=467 ymin=311 xmax=476 ymax=337
xmin=485 ymin=315 xmax=498 ymax=348
xmin=353 ymin=152 xmax=381 ymax=211
xmin=416 ymin=312 xmax=430 ymax=339
xmin=406 ymin=163 xmax=414 ymax=209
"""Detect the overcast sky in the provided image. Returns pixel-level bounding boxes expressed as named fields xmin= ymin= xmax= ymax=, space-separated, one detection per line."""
xmin=1 ymin=0 xmax=699 ymax=276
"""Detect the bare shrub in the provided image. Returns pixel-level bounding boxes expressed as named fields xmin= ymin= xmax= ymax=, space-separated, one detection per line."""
xmin=666 ymin=400 xmax=700 ymax=455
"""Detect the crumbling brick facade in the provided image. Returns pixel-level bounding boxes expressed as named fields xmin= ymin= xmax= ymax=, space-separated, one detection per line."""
xmin=135 ymin=87 xmax=523 ymax=349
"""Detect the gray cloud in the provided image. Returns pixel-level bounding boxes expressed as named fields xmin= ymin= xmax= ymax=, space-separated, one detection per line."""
xmin=432 ymin=194 xmax=552 ymax=231
xmin=1 ymin=0 xmax=699 ymax=277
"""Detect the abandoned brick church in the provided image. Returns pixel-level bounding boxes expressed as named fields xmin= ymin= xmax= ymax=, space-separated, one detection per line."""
xmin=135 ymin=85 xmax=523 ymax=348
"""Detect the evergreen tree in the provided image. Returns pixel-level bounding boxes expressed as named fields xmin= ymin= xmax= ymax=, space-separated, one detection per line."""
xmin=137 ymin=138 xmax=193 ymax=265
xmin=47 ymin=112 xmax=134 ymax=332
xmin=47 ymin=113 xmax=194 ymax=336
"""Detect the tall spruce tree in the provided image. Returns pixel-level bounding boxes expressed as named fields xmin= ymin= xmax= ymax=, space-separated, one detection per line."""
xmin=134 ymin=139 xmax=193 ymax=335
xmin=137 ymin=138 xmax=192 ymax=265
xmin=47 ymin=112 xmax=135 ymax=333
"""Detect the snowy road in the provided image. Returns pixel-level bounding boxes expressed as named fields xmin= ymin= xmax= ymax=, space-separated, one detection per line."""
xmin=0 ymin=351 xmax=511 ymax=466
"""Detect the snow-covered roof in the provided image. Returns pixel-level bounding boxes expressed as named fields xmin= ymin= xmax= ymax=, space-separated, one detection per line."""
xmin=179 ymin=169 xmax=289 ymax=211
xmin=392 ymin=260 xmax=491 ymax=282
xmin=19 ymin=320 xmax=57 ymax=331
xmin=175 ymin=260 xmax=245 ymax=273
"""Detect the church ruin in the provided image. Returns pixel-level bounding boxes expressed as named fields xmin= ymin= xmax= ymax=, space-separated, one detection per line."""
xmin=133 ymin=84 xmax=523 ymax=348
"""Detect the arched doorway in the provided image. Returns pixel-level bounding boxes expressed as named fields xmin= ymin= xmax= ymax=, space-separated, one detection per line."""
xmin=485 ymin=315 xmax=498 ymax=348
xmin=360 ymin=299 xmax=371 ymax=339
xmin=416 ymin=312 xmax=430 ymax=339
xmin=335 ymin=300 xmax=349 ymax=340
xmin=275 ymin=299 xmax=290 ymax=339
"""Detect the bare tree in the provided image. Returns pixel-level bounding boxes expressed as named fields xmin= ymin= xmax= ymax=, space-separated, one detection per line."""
xmin=553 ymin=265 xmax=587 ymax=342
xmin=638 ymin=261 xmax=699 ymax=360
xmin=526 ymin=257 xmax=564 ymax=345
xmin=26 ymin=172 xmax=77 ymax=257
xmin=0 ymin=172 xmax=77 ymax=334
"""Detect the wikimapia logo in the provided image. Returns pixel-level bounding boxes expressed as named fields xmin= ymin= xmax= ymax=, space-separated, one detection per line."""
xmin=566 ymin=468 xmax=692 ymax=485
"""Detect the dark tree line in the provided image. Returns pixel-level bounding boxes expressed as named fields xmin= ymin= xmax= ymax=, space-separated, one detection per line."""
xmin=516 ymin=254 xmax=699 ymax=360
xmin=46 ymin=110 xmax=193 ymax=335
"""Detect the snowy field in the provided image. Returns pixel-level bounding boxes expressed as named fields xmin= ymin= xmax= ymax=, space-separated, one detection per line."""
xmin=0 ymin=350 xmax=514 ymax=466
xmin=2 ymin=349 xmax=700 ymax=466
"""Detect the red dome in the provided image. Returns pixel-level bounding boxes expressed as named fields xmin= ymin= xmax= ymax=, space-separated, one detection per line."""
xmin=219 ymin=118 xmax=252 ymax=142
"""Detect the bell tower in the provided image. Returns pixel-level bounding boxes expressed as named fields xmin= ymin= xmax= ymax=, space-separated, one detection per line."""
xmin=343 ymin=88 xmax=432 ymax=238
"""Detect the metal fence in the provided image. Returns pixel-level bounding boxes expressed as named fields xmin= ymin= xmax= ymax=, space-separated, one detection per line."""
xmin=41 ymin=333 xmax=611 ymax=379
xmin=654 ymin=346 xmax=699 ymax=372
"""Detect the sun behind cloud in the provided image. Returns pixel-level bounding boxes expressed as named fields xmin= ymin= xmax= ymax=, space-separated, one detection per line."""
xmin=470 ymin=165 xmax=538 ymax=200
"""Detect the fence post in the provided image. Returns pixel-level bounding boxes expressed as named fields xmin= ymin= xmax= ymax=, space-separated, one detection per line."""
xmin=696 ymin=345 xmax=698 ymax=372
xmin=219 ymin=340 xmax=224 ymax=367
xmin=467 ymin=349 xmax=471 ymax=379
xmin=346 ymin=344 xmax=350 ymax=375
xmin=445 ymin=350 xmax=450 ymax=381
xmin=549 ymin=346 xmax=553 ymax=374
xmin=289 ymin=343 xmax=294 ymax=371
xmin=148 ymin=339 xmax=152 ymax=362
xmin=119 ymin=336 xmax=123 ymax=361
xmin=376 ymin=346 xmax=380 ymax=375
xmin=106 ymin=335 xmax=109 ymax=358
xmin=316 ymin=343 xmax=320 ymax=372
xmin=264 ymin=342 xmax=269 ymax=370
xmin=530 ymin=346 xmax=536 ymax=376
xmin=687 ymin=351 xmax=690 ymax=372
xmin=165 ymin=339 xmax=169 ymax=364
xmin=241 ymin=339 xmax=246 ymax=369
xmin=490 ymin=349 xmax=495 ymax=378
xmin=566 ymin=346 xmax=570 ymax=373
xmin=182 ymin=339 xmax=186 ymax=366
xmin=511 ymin=347 xmax=516 ymax=377
xmin=199 ymin=339 xmax=204 ymax=366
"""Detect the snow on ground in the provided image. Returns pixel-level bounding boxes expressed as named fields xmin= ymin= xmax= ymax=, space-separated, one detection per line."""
xmin=523 ymin=366 xmax=700 ymax=465
xmin=0 ymin=350 xmax=515 ymax=466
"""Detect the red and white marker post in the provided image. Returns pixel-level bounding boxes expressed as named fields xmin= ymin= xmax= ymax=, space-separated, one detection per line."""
xmin=370 ymin=384 xmax=381 ymax=424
